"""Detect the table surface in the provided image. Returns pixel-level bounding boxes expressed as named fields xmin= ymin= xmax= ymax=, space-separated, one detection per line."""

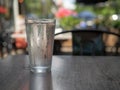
xmin=0 ymin=55 xmax=120 ymax=90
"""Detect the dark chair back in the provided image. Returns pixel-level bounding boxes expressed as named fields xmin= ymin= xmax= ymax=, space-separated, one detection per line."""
xmin=54 ymin=29 xmax=120 ymax=56
xmin=72 ymin=30 xmax=104 ymax=55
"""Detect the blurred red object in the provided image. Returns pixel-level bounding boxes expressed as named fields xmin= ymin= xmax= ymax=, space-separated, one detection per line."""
xmin=16 ymin=38 xmax=27 ymax=49
xmin=19 ymin=0 xmax=24 ymax=3
xmin=55 ymin=7 xmax=77 ymax=18
xmin=14 ymin=32 xmax=27 ymax=49
xmin=0 ymin=6 xmax=7 ymax=14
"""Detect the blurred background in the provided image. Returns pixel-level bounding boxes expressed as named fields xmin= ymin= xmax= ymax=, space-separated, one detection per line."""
xmin=0 ymin=0 xmax=120 ymax=58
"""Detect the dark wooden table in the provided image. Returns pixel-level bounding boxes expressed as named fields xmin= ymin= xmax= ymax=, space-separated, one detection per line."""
xmin=0 ymin=55 xmax=120 ymax=90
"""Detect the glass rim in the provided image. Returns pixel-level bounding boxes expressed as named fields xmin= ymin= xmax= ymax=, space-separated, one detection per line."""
xmin=25 ymin=18 xmax=56 ymax=24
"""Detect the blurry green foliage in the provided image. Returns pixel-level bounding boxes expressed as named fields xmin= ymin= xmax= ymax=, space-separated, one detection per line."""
xmin=93 ymin=0 xmax=120 ymax=29
xmin=111 ymin=20 xmax=120 ymax=29
xmin=24 ymin=0 xmax=53 ymax=18
xmin=60 ymin=0 xmax=120 ymax=30
xmin=109 ymin=0 xmax=120 ymax=14
xmin=96 ymin=7 xmax=115 ymax=16
xmin=75 ymin=4 xmax=94 ymax=13
xmin=60 ymin=16 xmax=80 ymax=30
xmin=59 ymin=4 xmax=95 ymax=30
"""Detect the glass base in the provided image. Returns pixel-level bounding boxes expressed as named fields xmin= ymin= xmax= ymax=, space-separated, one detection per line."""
xmin=30 ymin=66 xmax=51 ymax=73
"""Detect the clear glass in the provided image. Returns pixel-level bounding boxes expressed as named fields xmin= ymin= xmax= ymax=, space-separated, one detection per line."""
xmin=26 ymin=19 xmax=56 ymax=73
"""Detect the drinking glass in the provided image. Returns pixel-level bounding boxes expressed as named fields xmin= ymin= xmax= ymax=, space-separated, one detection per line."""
xmin=26 ymin=19 xmax=56 ymax=73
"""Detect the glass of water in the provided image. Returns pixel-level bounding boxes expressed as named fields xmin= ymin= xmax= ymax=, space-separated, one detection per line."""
xmin=26 ymin=19 xmax=56 ymax=73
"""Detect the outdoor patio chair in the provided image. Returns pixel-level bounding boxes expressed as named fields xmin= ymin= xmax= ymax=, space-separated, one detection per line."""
xmin=54 ymin=29 xmax=120 ymax=56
